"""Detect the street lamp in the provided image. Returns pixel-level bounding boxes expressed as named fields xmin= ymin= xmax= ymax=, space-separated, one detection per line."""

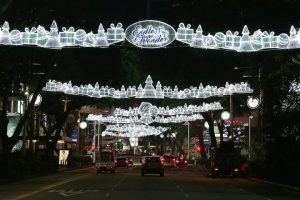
xmin=79 ymin=121 xmax=87 ymax=129
xmin=247 ymin=96 xmax=260 ymax=160
xmin=220 ymin=111 xmax=231 ymax=120
xmin=247 ymin=97 xmax=260 ymax=109
xmin=183 ymin=121 xmax=190 ymax=159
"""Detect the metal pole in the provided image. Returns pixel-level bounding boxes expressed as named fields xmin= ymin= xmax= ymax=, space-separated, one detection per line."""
xmin=230 ymin=94 xmax=233 ymax=137
xmin=97 ymin=122 xmax=100 ymax=151
xmin=77 ymin=111 xmax=80 ymax=154
xmin=92 ymin=121 xmax=96 ymax=163
xmin=248 ymin=115 xmax=251 ymax=160
xmin=22 ymin=90 xmax=29 ymax=156
xmin=187 ymin=122 xmax=190 ymax=159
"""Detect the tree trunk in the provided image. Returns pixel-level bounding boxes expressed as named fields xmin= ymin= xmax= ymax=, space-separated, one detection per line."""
xmin=4 ymin=51 xmax=59 ymax=154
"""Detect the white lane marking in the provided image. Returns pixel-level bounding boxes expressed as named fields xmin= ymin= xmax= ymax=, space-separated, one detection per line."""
xmin=48 ymin=189 xmax=98 ymax=197
xmin=13 ymin=173 xmax=92 ymax=200
xmin=105 ymin=192 xmax=110 ymax=197
xmin=185 ymin=194 xmax=190 ymax=198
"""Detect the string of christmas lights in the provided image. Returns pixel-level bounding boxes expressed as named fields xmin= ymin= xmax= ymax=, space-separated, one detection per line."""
xmin=43 ymin=75 xmax=253 ymax=99
xmin=1 ymin=20 xmax=299 ymax=52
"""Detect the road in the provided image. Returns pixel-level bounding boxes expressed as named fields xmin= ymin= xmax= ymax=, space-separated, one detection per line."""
xmin=0 ymin=166 xmax=299 ymax=200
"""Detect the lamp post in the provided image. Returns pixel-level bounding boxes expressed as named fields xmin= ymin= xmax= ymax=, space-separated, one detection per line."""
xmin=248 ymin=114 xmax=253 ymax=160
xmin=247 ymin=97 xmax=260 ymax=160
xmin=235 ymin=66 xmax=263 ymax=142
xmin=79 ymin=121 xmax=87 ymax=154
xmin=183 ymin=121 xmax=190 ymax=159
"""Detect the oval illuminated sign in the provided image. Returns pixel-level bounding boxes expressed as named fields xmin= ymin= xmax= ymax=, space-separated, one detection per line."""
xmin=125 ymin=20 xmax=176 ymax=48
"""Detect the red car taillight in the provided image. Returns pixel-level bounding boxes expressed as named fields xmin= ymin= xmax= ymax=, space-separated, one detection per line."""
xmin=184 ymin=160 xmax=187 ymax=164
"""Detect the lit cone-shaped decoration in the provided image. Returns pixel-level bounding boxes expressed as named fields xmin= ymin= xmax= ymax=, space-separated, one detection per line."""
xmin=191 ymin=25 xmax=204 ymax=48
xmin=1 ymin=21 xmax=12 ymax=45
xmin=136 ymin=84 xmax=143 ymax=98
xmin=94 ymin=23 xmax=109 ymax=47
xmin=91 ymin=82 xmax=101 ymax=98
xmin=239 ymin=25 xmax=254 ymax=52
xmin=45 ymin=20 xmax=61 ymax=49
xmin=142 ymin=75 xmax=156 ymax=98
xmin=155 ymin=81 xmax=164 ymax=98
xmin=288 ymin=25 xmax=299 ymax=48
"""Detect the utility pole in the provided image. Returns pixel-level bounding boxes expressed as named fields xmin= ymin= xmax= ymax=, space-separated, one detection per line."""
xmin=229 ymin=94 xmax=233 ymax=137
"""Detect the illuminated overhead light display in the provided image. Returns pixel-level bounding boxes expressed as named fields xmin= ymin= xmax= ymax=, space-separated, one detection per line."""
xmin=0 ymin=21 xmax=124 ymax=49
xmin=113 ymin=102 xmax=223 ymax=117
xmin=177 ymin=24 xmax=300 ymax=52
xmin=87 ymin=113 xmax=203 ymax=125
xmin=86 ymin=102 xmax=221 ymax=125
xmin=103 ymin=124 xmax=170 ymax=137
xmin=43 ymin=75 xmax=253 ymax=99
xmin=1 ymin=20 xmax=299 ymax=52
xmin=125 ymin=20 xmax=176 ymax=48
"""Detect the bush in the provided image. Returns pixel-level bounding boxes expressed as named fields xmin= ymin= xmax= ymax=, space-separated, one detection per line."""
xmin=0 ymin=151 xmax=58 ymax=182
xmin=248 ymin=137 xmax=300 ymax=187
xmin=67 ymin=154 xmax=92 ymax=168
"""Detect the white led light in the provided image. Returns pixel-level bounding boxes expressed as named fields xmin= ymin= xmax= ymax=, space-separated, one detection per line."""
xmin=177 ymin=23 xmax=300 ymax=52
xmin=43 ymin=75 xmax=253 ymax=99
xmin=104 ymin=124 xmax=170 ymax=138
xmin=0 ymin=21 xmax=124 ymax=49
xmin=86 ymin=102 xmax=220 ymax=125
xmin=1 ymin=21 xmax=299 ymax=51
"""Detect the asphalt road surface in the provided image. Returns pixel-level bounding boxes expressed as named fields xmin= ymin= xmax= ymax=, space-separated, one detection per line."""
xmin=0 ymin=166 xmax=299 ymax=200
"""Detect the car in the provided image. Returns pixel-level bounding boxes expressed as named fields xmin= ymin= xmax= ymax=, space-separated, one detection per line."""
xmin=115 ymin=157 xmax=129 ymax=168
xmin=126 ymin=156 xmax=133 ymax=165
xmin=141 ymin=156 xmax=164 ymax=177
xmin=176 ymin=157 xmax=188 ymax=168
xmin=211 ymin=164 xmax=239 ymax=178
xmin=95 ymin=150 xmax=115 ymax=173
xmin=161 ymin=155 xmax=176 ymax=168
